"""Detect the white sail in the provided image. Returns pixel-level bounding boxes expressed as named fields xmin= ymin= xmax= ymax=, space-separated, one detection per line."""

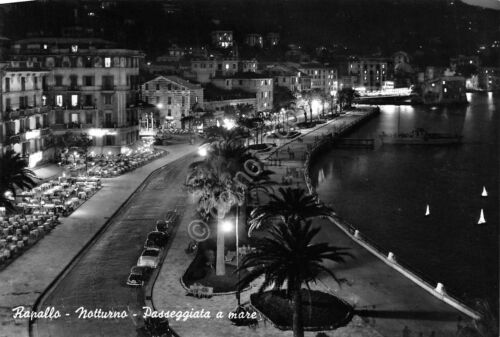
xmin=478 ymin=209 xmax=486 ymax=225
xmin=425 ymin=204 xmax=430 ymax=216
xmin=482 ymin=186 xmax=488 ymax=197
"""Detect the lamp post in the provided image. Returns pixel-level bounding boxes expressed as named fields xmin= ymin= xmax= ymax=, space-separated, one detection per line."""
xmin=235 ymin=205 xmax=240 ymax=306
xmin=222 ymin=208 xmax=240 ymax=306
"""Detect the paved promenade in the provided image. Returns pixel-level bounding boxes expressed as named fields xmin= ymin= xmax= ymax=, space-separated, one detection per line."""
xmin=0 ymin=143 xmax=196 ymax=337
xmin=153 ymin=108 xmax=474 ymax=337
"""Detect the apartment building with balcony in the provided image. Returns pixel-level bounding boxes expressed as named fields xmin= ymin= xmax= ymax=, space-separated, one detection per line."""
xmin=0 ymin=61 xmax=52 ymax=167
xmin=141 ymin=75 xmax=203 ymax=128
xmin=347 ymin=57 xmax=390 ymax=91
xmin=211 ymin=31 xmax=233 ymax=49
xmin=10 ymin=37 xmax=144 ymax=154
xmin=188 ymin=58 xmax=258 ymax=83
xmin=263 ymin=65 xmax=303 ymax=93
xmin=211 ymin=72 xmax=273 ymax=112
xmin=297 ymin=63 xmax=338 ymax=94
xmin=245 ymin=34 xmax=263 ymax=48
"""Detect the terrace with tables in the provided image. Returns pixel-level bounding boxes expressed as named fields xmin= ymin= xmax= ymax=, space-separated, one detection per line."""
xmin=0 ymin=175 xmax=102 ymax=266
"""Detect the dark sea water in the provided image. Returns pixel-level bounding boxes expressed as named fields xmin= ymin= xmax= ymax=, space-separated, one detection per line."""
xmin=312 ymin=93 xmax=499 ymax=311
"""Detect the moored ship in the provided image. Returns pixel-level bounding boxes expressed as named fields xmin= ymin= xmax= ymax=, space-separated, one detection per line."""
xmin=380 ymin=128 xmax=463 ymax=145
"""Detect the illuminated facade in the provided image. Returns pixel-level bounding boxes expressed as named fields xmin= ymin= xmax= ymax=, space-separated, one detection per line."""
xmin=264 ymin=65 xmax=302 ymax=92
xmin=11 ymin=37 xmax=144 ymax=154
xmin=0 ymin=61 xmax=53 ymax=167
xmin=297 ymin=63 xmax=338 ymax=94
xmin=347 ymin=57 xmax=389 ymax=91
xmin=141 ymin=75 xmax=203 ymax=128
xmin=478 ymin=67 xmax=500 ymax=91
xmin=266 ymin=33 xmax=280 ymax=47
xmin=422 ymin=76 xmax=467 ymax=105
xmin=245 ymin=34 xmax=263 ymax=48
xmin=211 ymin=31 xmax=233 ymax=49
xmin=211 ymin=73 xmax=273 ymax=112
xmin=189 ymin=58 xmax=258 ymax=83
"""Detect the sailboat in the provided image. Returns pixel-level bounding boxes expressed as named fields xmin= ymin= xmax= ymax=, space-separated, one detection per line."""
xmin=481 ymin=186 xmax=488 ymax=197
xmin=425 ymin=204 xmax=430 ymax=216
xmin=477 ymin=209 xmax=486 ymax=225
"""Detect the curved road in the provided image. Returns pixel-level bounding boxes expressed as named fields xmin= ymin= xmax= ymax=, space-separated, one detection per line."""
xmin=33 ymin=153 xmax=196 ymax=337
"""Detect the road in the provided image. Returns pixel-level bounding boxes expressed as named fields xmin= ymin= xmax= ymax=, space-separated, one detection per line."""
xmin=32 ymin=153 xmax=196 ymax=337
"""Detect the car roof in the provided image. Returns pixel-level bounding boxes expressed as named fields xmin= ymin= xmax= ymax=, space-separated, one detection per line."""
xmin=130 ymin=266 xmax=146 ymax=274
xmin=142 ymin=249 xmax=159 ymax=256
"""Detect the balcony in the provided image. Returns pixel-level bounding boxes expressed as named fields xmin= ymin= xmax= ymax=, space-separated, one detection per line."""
xmin=7 ymin=133 xmax=25 ymax=145
xmin=101 ymin=84 xmax=115 ymax=91
xmin=40 ymin=128 xmax=51 ymax=136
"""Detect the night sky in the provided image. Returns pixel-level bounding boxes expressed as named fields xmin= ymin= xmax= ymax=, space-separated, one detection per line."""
xmin=0 ymin=0 xmax=498 ymax=65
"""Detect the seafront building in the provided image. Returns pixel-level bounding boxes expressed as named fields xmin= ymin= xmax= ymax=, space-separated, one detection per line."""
xmin=346 ymin=57 xmax=390 ymax=91
xmin=188 ymin=58 xmax=257 ymax=84
xmin=140 ymin=75 xmax=203 ymax=128
xmin=296 ymin=63 xmax=338 ymax=94
xmin=0 ymin=60 xmax=52 ymax=167
xmin=211 ymin=72 xmax=273 ymax=112
xmin=421 ymin=76 xmax=467 ymax=105
xmin=10 ymin=37 xmax=144 ymax=154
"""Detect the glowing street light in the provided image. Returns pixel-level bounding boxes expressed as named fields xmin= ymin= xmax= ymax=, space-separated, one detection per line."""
xmin=221 ymin=220 xmax=233 ymax=233
xmin=223 ymin=118 xmax=236 ymax=130
xmin=198 ymin=146 xmax=208 ymax=157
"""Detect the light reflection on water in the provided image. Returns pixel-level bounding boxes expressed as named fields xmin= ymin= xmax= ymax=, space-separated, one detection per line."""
xmin=312 ymin=93 xmax=499 ymax=309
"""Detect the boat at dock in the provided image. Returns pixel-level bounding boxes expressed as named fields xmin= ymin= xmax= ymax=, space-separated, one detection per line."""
xmin=380 ymin=128 xmax=463 ymax=145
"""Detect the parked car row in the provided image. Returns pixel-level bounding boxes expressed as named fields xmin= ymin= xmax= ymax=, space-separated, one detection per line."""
xmin=127 ymin=210 xmax=179 ymax=287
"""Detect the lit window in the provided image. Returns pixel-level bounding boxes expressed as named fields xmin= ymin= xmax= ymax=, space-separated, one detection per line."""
xmin=56 ymin=95 xmax=63 ymax=107
xmin=442 ymin=81 xmax=446 ymax=85
xmin=444 ymin=88 xmax=447 ymax=93
xmin=469 ymin=60 xmax=473 ymax=64
xmin=104 ymin=57 xmax=111 ymax=68
xmin=432 ymin=83 xmax=435 ymax=87
xmin=43 ymin=44 xmax=48 ymax=50
xmin=71 ymin=45 xmax=78 ymax=53
xmin=71 ymin=95 xmax=78 ymax=106
xmin=42 ymin=95 xmax=47 ymax=106
xmin=225 ymin=64 xmax=229 ymax=70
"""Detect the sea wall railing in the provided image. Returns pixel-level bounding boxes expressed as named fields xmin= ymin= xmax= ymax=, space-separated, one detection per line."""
xmin=302 ymin=108 xmax=482 ymax=321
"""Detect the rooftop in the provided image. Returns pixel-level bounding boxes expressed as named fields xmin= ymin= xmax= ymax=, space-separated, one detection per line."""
xmin=213 ymin=71 xmax=272 ymax=80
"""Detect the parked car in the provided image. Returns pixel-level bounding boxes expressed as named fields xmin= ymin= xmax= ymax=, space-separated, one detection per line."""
xmin=156 ymin=210 xmax=179 ymax=233
xmin=126 ymin=266 xmax=150 ymax=287
xmin=145 ymin=231 xmax=169 ymax=248
xmin=137 ymin=248 xmax=161 ymax=268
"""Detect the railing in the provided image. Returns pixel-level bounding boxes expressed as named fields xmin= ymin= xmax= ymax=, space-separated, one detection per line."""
xmin=40 ymin=128 xmax=51 ymax=136
xmin=301 ymin=107 xmax=483 ymax=321
xmin=101 ymin=84 xmax=115 ymax=91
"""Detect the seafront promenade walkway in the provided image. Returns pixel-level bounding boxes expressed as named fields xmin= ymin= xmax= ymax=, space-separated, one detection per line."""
xmin=0 ymin=143 xmax=197 ymax=337
xmin=153 ymin=107 xmax=475 ymax=337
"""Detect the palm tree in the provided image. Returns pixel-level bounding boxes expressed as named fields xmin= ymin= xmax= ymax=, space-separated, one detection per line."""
xmin=248 ymin=187 xmax=332 ymax=236
xmin=186 ymin=142 xmax=273 ymax=275
xmin=300 ymin=89 xmax=323 ymax=123
xmin=0 ymin=150 xmax=37 ymax=212
xmin=0 ymin=149 xmax=37 ymax=197
xmin=337 ymin=88 xmax=360 ymax=111
xmin=203 ymin=126 xmax=248 ymax=145
xmin=237 ymin=220 xmax=352 ymax=337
